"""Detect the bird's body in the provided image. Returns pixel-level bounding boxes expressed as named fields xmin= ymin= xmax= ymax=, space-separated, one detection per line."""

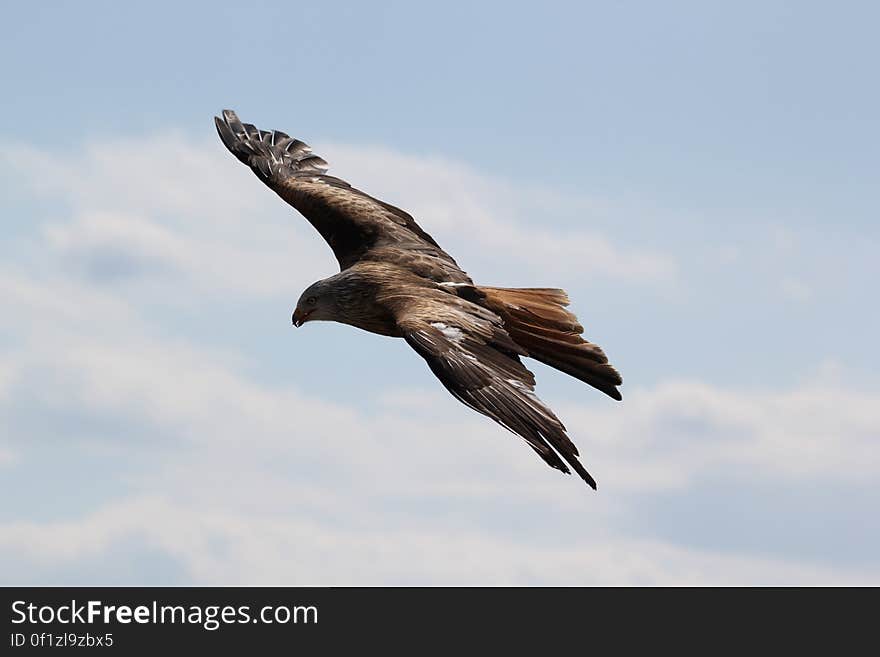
xmin=215 ymin=110 xmax=622 ymax=489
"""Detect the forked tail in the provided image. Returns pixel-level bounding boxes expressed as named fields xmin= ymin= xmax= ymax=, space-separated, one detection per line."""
xmin=476 ymin=286 xmax=623 ymax=401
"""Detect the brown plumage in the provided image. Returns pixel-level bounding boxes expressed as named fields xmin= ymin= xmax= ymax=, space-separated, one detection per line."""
xmin=215 ymin=109 xmax=622 ymax=489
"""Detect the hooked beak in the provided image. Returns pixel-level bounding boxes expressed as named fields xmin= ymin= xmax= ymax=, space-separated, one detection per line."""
xmin=292 ymin=308 xmax=312 ymax=327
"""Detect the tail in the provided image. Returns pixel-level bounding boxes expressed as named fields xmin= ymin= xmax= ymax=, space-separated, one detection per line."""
xmin=476 ymin=286 xmax=623 ymax=401
xmin=214 ymin=109 xmax=329 ymax=183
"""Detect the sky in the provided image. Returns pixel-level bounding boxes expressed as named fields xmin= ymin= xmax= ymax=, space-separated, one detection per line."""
xmin=0 ymin=0 xmax=878 ymax=585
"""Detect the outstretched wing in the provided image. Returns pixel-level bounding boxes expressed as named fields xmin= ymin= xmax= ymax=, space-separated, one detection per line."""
xmin=392 ymin=290 xmax=598 ymax=489
xmin=215 ymin=110 xmax=470 ymax=282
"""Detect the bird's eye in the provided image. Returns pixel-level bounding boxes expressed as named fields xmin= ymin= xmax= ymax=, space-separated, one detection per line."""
xmin=306 ymin=296 xmax=317 ymax=305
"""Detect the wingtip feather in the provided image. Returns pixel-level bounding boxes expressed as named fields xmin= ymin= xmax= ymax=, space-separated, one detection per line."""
xmin=568 ymin=454 xmax=598 ymax=490
xmin=213 ymin=109 xmax=326 ymax=180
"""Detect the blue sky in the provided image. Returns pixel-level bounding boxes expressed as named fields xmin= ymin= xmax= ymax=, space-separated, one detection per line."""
xmin=0 ymin=1 xmax=878 ymax=584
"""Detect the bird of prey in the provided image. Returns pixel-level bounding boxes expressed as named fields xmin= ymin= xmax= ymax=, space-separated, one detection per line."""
xmin=215 ymin=109 xmax=622 ymax=489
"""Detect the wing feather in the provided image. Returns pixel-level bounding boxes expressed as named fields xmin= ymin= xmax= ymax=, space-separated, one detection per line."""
xmin=396 ymin=297 xmax=598 ymax=489
xmin=215 ymin=109 xmax=468 ymax=281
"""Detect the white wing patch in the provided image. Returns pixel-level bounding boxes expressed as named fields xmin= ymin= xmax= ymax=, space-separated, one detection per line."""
xmin=430 ymin=321 xmax=463 ymax=341
xmin=507 ymin=377 xmax=542 ymax=403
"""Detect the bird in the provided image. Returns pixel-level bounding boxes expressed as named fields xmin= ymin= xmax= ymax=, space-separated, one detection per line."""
xmin=215 ymin=109 xmax=622 ymax=489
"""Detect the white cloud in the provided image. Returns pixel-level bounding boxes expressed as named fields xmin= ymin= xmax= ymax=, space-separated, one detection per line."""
xmin=561 ymin=378 xmax=880 ymax=491
xmin=325 ymin=143 xmax=677 ymax=282
xmin=3 ymin=495 xmax=873 ymax=585
xmin=4 ymin=135 xmax=676 ymax=290
xmin=6 ymin=136 xmax=261 ymax=224
xmin=5 ymin=137 xmax=332 ymax=299
xmin=43 ymin=209 xmax=322 ymax=297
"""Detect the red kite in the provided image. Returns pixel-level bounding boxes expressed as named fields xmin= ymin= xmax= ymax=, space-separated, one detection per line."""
xmin=216 ymin=110 xmax=622 ymax=489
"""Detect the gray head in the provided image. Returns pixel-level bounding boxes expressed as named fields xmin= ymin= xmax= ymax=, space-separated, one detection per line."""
xmin=292 ymin=279 xmax=341 ymax=327
xmin=291 ymin=269 xmax=396 ymax=335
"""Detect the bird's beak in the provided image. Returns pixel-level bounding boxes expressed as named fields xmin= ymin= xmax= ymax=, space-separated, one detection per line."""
xmin=292 ymin=308 xmax=311 ymax=327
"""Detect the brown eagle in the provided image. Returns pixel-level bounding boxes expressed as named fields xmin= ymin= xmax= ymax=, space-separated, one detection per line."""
xmin=215 ymin=110 xmax=622 ymax=489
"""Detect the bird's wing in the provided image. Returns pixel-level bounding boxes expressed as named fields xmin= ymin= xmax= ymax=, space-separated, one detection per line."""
xmin=391 ymin=290 xmax=597 ymax=489
xmin=215 ymin=110 xmax=470 ymax=281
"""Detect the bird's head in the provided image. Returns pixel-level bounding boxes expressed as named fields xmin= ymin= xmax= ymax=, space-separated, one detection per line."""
xmin=292 ymin=280 xmax=338 ymax=327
